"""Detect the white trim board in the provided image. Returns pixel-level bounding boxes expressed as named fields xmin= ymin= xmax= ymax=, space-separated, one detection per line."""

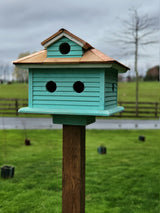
xmin=43 ymin=33 xmax=84 ymax=49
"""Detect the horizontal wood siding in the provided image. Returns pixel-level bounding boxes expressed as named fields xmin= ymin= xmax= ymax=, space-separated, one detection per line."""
xmin=104 ymin=69 xmax=118 ymax=109
xmin=31 ymin=68 xmax=102 ymax=110
xmin=28 ymin=70 xmax=33 ymax=107
xmin=47 ymin=37 xmax=83 ymax=58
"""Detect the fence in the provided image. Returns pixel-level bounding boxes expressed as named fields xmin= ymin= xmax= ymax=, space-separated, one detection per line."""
xmin=0 ymin=98 xmax=28 ymax=116
xmin=113 ymin=101 xmax=160 ymax=118
xmin=0 ymin=98 xmax=160 ymax=118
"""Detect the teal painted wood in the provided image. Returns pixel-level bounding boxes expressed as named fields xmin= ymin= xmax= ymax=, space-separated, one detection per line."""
xmin=18 ymin=106 xmax=124 ymax=116
xmin=53 ymin=115 xmax=96 ymax=125
xmin=104 ymin=69 xmax=118 ymax=110
xmin=24 ymin=67 xmax=123 ymax=118
xmin=33 ymin=91 xmax=100 ymax=97
xmin=33 ymin=82 xmax=100 ymax=88
xmin=47 ymin=37 xmax=83 ymax=58
xmin=30 ymin=68 xmax=104 ymax=110
xmin=99 ymin=71 xmax=105 ymax=110
xmin=28 ymin=70 xmax=33 ymax=107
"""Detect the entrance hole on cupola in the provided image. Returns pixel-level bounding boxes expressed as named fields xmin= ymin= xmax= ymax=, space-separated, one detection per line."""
xmin=59 ymin=42 xmax=71 ymax=54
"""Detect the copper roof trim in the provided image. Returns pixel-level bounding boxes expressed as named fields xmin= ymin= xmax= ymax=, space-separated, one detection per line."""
xmin=41 ymin=28 xmax=93 ymax=50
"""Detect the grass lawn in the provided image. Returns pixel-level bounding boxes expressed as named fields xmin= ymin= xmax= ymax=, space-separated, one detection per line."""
xmin=0 ymin=129 xmax=160 ymax=213
xmin=118 ymin=81 xmax=160 ymax=102
xmin=0 ymin=83 xmax=28 ymax=99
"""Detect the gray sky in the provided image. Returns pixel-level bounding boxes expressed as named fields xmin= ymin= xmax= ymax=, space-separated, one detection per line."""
xmin=0 ymin=0 xmax=159 ymax=76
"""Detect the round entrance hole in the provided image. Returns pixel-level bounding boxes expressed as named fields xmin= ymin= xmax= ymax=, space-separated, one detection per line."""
xmin=59 ymin=42 xmax=70 ymax=54
xmin=46 ymin=81 xmax=57 ymax=93
xmin=73 ymin=81 xmax=85 ymax=93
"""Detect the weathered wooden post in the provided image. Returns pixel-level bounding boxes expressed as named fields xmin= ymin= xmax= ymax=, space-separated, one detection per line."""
xmin=15 ymin=99 xmax=19 ymax=116
xmin=13 ymin=28 xmax=129 ymax=212
xmin=62 ymin=125 xmax=85 ymax=213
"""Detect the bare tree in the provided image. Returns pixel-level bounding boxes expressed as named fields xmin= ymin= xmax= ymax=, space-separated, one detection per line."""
xmin=13 ymin=52 xmax=30 ymax=82
xmin=0 ymin=63 xmax=10 ymax=82
xmin=113 ymin=8 xmax=159 ymax=111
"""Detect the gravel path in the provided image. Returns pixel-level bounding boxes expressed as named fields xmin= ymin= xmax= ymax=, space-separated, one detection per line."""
xmin=0 ymin=117 xmax=160 ymax=130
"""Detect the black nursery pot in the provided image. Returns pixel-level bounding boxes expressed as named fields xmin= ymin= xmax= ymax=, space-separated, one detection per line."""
xmin=1 ymin=165 xmax=15 ymax=179
xmin=97 ymin=146 xmax=107 ymax=154
xmin=25 ymin=138 xmax=31 ymax=146
xmin=139 ymin=136 xmax=145 ymax=142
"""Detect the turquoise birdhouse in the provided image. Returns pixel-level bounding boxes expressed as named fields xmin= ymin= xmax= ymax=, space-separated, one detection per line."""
xmin=13 ymin=28 xmax=129 ymax=125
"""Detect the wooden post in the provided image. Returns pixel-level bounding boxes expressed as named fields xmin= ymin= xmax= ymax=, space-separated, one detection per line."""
xmin=155 ymin=102 xmax=158 ymax=118
xmin=62 ymin=125 xmax=85 ymax=213
xmin=136 ymin=102 xmax=139 ymax=117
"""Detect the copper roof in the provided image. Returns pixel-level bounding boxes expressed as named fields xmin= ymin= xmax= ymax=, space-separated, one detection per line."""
xmin=13 ymin=29 xmax=129 ymax=71
xmin=13 ymin=48 xmax=127 ymax=67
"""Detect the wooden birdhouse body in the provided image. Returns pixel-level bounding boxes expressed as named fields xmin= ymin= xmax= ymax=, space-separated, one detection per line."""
xmin=13 ymin=28 xmax=129 ymax=125
xmin=28 ymin=67 xmax=118 ymax=112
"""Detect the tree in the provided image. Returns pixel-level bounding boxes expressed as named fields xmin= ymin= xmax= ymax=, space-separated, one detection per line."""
xmin=113 ymin=8 xmax=159 ymax=112
xmin=0 ymin=62 xmax=11 ymax=83
xmin=144 ymin=65 xmax=160 ymax=81
xmin=13 ymin=52 xmax=30 ymax=82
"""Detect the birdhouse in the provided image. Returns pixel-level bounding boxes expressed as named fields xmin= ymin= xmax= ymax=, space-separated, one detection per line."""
xmin=13 ymin=28 xmax=129 ymax=125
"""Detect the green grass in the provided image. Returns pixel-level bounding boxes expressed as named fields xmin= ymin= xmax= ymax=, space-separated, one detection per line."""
xmin=0 ymin=129 xmax=160 ymax=212
xmin=118 ymin=82 xmax=160 ymax=102
xmin=0 ymin=83 xmax=28 ymax=99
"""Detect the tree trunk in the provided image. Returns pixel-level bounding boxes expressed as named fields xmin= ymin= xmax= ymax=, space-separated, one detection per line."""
xmin=135 ymin=21 xmax=139 ymax=117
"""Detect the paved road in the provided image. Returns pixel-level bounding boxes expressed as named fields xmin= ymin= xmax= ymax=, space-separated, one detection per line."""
xmin=0 ymin=117 xmax=160 ymax=129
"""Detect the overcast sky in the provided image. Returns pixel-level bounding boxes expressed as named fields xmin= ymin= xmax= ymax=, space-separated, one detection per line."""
xmin=0 ymin=0 xmax=159 ymax=76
